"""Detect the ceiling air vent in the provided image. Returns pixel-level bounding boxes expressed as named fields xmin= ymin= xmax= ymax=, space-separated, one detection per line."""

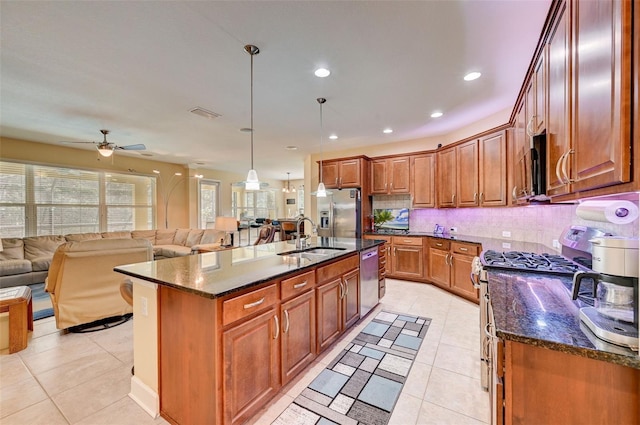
xmin=190 ymin=107 xmax=221 ymax=120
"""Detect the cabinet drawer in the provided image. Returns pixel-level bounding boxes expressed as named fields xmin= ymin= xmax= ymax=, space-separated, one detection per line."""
xmin=281 ymin=270 xmax=315 ymax=300
xmin=222 ymin=283 xmax=278 ymax=326
xmin=451 ymin=241 xmax=479 ymax=256
xmin=428 ymin=239 xmax=451 ymax=250
xmin=392 ymin=236 xmax=423 ymax=246
xmin=316 ymin=254 xmax=359 ymax=283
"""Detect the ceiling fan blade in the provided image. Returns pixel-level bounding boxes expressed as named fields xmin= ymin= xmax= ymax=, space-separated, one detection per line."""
xmin=117 ymin=144 xmax=146 ymax=151
xmin=61 ymin=140 xmax=96 ymax=144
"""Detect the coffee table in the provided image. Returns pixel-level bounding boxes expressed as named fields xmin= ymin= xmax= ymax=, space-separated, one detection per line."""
xmin=0 ymin=286 xmax=33 ymax=353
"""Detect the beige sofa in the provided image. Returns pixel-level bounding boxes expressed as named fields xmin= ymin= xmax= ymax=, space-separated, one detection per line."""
xmin=45 ymin=238 xmax=153 ymax=329
xmin=0 ymin=228 xmax=226 ymax=289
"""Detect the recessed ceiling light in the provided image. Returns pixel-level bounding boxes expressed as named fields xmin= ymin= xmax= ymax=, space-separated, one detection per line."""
xmin=314 ymin=68 xmax=331 ymax=78
xmin=383 ymin=128 xmax=393 ymax=134
xmin=285 ymin=145 xmax=298 ymax=150
xmin=464 ymin=72 xmax=482 ymax=81
xmin=329 ymin=134 xmax=338 ymax=140
xmin=431 ymin=111 xmax=443 ymax=118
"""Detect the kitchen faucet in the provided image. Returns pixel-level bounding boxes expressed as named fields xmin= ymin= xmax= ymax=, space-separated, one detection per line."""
xmin=295 ymin=217 xmax=316 ymax=249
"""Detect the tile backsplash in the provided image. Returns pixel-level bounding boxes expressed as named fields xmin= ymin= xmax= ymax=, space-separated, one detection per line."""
xmin=372 ymin=196 xmax=639 ymax=252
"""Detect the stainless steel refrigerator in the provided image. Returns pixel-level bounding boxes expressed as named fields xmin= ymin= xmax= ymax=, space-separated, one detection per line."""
xmin=317 ymin=188 xmax=361 ymax=238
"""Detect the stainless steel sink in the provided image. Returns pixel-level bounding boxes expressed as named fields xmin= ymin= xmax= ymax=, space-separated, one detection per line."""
xmin=277 ymin=246 xmax=346 ymax=257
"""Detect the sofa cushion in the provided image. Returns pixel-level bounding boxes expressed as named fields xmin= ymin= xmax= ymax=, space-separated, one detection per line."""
xmin=101 ymin=231 xmax=132 ymax=239
xmin=31 ymin=256 xmax=53 ymax=272
xmin=185 ymin=229 xmax=204 ymax=247
xmin=0 ymin=238 xmax=25 ymax=260
xmin=132 ymin=230 xmax=156 ymax=244
xmin=155 ymin=245 xmax=192 ymax=258
xmin=155 ymin=229 xmax=177 ymax=245
xmin=200 ymin=229 xmax=226 ymax=244
xmin=173 ymin=229 xmax=190 ymax=246
xmin=23 ymin=235 xmax=66 ymax=260
xmin=65 ymin=232 xmax=103 ymax=242
xmin=0 ymin=259 xmax=32 ymax=276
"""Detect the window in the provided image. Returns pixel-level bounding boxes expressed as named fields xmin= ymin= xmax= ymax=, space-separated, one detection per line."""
xmin=231 ymin=186 xmax=277 ymax=221
xmin=198 ymin=179 xmax=220 ymax=228
xmin=0 ymin=161 xmax=156 ymax=237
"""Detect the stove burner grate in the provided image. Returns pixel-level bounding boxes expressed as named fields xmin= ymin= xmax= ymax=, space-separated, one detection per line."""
xmin=482 ymin=250 xmax=587 ymax=276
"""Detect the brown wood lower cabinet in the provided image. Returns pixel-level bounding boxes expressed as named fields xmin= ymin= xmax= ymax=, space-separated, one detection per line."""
xmin=316 ymin=255 xmax=360 ymax=353
xmin=280 ymin=289 xmax=316 ymax=385
xmin=391 ymin=236 xmax=425 ymax=280
xmin=503 ymin=340 xmax=639 ymax=424
xmin=223 ymin=307 xmax=280 ymax=425
xmin=158 ymin=252 xmax=364 ymax=425
xmin=427 ymin=239 xmax=480 ymax=303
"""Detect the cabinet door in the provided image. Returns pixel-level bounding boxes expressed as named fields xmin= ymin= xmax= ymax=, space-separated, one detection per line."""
xmin=479 ymin=131 xmax=507 ymax=206
xmin=393 ymin=245 xmax=424 ymax=280
xmin=223 ymin=307 xmax=280 ymax=425
xmin=321 ymin=162 xmax=339 ymax=189
xmin=571 ymin=0 xmax=632 ymax=192
xmin=281 ymin=290 xmax=316 ymax=385
xmin=411 ymin=154 xmax=435 ymax=208
xmin=450 ymin=253 xmax=478 ymax=302
xmin=512 ymin=101 xmax=531 ymax=203
xmin=546 ymin=0 xmax=571 ymax=197
xmin=389 ymin=156 xmax=410 ymax=193
xmin=342 ymin=268 xmax=360 ymax=329
xmin=428 ymin=247 xmax=450 ymax=288
xmin=534 ymin=54 xmax=545 ymax=134
xmin=338 ymin=159 xmax=361 ymax=188
xmin=437 ymin=147 xmax=457 ymax=207
xmin=456 ymin=140 xmax=479 ymax=207
xmin=316 ymin=277 xmax=343 ymax=353
xmin=371 ymin=159 xmax=388 ymax=194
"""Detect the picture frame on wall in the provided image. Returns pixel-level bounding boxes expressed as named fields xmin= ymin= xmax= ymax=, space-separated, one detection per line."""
xmin=286 ymin=198 xmax=296 ymax=205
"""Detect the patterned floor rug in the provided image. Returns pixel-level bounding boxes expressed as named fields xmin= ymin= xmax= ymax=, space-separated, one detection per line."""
xmin=29 ymin=283 xmax=54 ymax=320
xmin=273 ymin=311 xmax=431 ymax=425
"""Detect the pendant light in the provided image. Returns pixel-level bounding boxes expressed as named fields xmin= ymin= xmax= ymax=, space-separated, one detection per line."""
xmin=282 ymin=172 xmax=296 ymax=193
xmin=314 ymin=97 xmax=331 ymax=197
xmin=244 ymin=44 xmax=260 ymax=191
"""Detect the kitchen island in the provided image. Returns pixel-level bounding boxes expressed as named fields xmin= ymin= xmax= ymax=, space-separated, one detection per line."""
xmin=114 ymin=237 xmax=382 ymax=425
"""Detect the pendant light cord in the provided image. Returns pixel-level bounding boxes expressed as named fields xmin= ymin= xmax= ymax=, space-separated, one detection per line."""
xmin=250 ymin=50 xmax=254 ymax=171
xmin=318 ymin=97 xmax=326 ymax=183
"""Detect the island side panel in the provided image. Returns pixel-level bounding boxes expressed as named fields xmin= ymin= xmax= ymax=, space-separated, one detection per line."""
xmin=159 ymin=286 xmax=220 ymax=425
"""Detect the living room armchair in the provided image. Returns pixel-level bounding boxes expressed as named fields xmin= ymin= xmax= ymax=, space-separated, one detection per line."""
xmin=45 ymin=238 xmax=153 ymax=329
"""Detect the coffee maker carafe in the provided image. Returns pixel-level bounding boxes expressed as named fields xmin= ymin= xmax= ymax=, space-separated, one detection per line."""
xmin=572 ymin=236 xmax=639 ymax=349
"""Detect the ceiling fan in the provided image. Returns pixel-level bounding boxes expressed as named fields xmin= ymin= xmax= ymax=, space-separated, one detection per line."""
xmin=63 ymin=129 xmax=146 ymax=157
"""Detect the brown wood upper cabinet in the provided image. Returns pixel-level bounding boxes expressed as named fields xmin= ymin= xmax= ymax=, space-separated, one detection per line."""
xmin=370 ymin=156 xmax=410 ymax=195
xmin=321 ymin=157 xmax=366 ymax=189
xmin=437 ymin=146 xmax=457 ymax=208
xmin=546 ymin=0 xmax=633 ymax=197
xmin=456 ymin=140 xmax=479 ymax=207
xmin=410 ymin=153 xmax=435 ymax=208
xmin=479 ymin=131 xmax=507 ymax=206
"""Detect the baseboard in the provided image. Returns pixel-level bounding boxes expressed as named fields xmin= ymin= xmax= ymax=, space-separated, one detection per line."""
xmin=129 ymin=375 xmax=159 ymax=418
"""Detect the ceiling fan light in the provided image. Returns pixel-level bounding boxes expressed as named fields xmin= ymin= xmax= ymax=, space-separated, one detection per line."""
xmin=97 ymin=146 xmax=114 ymax=157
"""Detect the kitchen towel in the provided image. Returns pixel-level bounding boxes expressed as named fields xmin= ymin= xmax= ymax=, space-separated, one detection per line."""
xmin=576 ymin=200 xmax=639 ymax=224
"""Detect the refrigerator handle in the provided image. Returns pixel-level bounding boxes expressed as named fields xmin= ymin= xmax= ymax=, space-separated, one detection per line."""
xmin=330 ymin=201 xmax=335 ymax=238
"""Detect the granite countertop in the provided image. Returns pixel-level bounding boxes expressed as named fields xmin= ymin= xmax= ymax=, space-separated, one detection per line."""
xmin=488 ymin=269 xmax=640 ymax=370
xmin=365 ymin=231 xmax=554 ymax=253
xmin=115 ymin=237 xmax=381 ymax=299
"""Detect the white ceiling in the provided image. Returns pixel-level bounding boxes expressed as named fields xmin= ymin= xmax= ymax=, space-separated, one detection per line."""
xmin=0 ymin=0 xmax=551 ymax=181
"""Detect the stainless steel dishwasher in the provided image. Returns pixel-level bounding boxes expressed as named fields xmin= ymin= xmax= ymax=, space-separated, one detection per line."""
xmin=360 ymin=247 xmax=379 ymax=316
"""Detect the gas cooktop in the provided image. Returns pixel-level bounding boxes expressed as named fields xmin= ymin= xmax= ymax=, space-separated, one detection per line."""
xmin=481 ymin=250 xmax=589 ymax=275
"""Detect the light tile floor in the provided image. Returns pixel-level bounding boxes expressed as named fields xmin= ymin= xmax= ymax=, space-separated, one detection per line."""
xmin=0 ymin=279 xmax=488 ymax=424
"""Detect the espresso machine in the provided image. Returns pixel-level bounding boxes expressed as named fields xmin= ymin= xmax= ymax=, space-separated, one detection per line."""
xmin=572 ymin=236 xmax=639 ymax=350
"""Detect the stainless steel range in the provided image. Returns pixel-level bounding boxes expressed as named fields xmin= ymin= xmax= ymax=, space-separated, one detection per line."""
xmin=481 ymin=250 xmax=588 ymax=274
